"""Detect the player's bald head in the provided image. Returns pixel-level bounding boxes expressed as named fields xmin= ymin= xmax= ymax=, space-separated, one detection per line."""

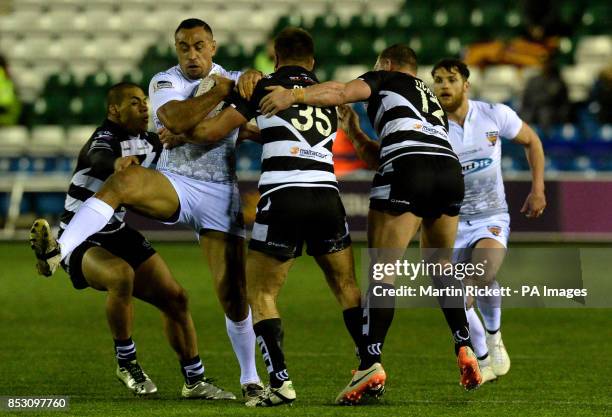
xmin=106 ymin=82 xmax=143 ymax=108
xmin=378 ymin=44 xmax=418 ymax=73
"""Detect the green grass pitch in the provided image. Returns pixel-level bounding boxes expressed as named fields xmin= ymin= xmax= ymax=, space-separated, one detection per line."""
xmin=0 ymin=242 xmax=610 ymax=416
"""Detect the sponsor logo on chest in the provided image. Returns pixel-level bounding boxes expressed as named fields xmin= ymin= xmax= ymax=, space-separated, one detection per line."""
xmin=462 ymin=158 xmax=493 ymax=174
xmin=289 ymin=146 xmax=330 ymax=160
xmin=486 ymin=130 xmax=499 ymax=146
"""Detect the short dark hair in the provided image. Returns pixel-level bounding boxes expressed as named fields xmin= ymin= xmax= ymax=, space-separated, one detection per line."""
xmin=106 ymin=82 xmax=142 ymax=108
xmin=379 ymin=44 xmax=418 ymax=72
xmin=274 ymin=27 xmax=314 ymax=62
xmin=175 ymin=18 xmax=213 ymax=37
xmin=432 ymin=59 xmax=470 ymax=80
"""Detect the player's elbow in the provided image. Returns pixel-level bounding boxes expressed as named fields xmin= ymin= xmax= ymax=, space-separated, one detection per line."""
xmin=157 ymin=107 xmax=187 ymax=135
xmin=193 ymin=124 xmax=224 ymax=143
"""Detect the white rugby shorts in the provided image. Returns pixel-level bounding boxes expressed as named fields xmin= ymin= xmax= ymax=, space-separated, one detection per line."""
xmin=453 ymin=213 xmax=510 ymax=263
xmin=160 ymin=170 xmax=245 ymax=239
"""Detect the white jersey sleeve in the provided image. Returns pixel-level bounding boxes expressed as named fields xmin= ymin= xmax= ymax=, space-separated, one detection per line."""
xmin=209 ymin=63 xmax=242 ymax=83
xmin=149 ymin=71 xmax=188 ymax=126
xmin=492 ymin=103 xmax=523 ymax=140
xmin=224 ymin=70 xmax=243 ymax=83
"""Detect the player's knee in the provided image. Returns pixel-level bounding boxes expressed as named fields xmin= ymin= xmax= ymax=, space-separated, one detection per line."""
xmin=104 ymin=166 xmax=141 ymax=200
xmin=106 ymin=265 xmax=135 ymax=296
xmin=221 ymin=291 xmax=248 ymax=319
xmin=479 ymin=269 xmax=497 ymax=285
xmin=168 ymin=287 xmax=189 ymax=313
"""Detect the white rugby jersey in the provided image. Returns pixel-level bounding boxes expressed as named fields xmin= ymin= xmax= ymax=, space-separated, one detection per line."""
xmin=149 ymin=63 xmax=242 ymax=183
xmin=447 ymin=100 xmax=523 ymax=220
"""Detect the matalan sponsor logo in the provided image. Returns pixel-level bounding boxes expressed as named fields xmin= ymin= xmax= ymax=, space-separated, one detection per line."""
xmin=289 ymin=146 xmax=330 ymax=160
xmin=413 ymin=123 xmax=442 ymax=136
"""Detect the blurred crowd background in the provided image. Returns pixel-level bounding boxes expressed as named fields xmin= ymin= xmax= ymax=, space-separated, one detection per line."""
xmin=0 ymin=0 xmax=610 ymax=233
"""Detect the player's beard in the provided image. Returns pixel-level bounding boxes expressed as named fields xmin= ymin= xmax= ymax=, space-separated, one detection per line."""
xmin=443 ymin=92 xmax=465 ymax=113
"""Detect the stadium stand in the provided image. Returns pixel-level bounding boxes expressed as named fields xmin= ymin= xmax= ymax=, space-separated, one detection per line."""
xmin=0 ymin=0 xmax=610 ymax=228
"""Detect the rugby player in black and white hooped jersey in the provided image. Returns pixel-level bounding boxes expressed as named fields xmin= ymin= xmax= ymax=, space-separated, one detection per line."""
xmin=432 ymin=59 xmax=546 ymax=384
xmin=29 ymin=83 xmax=211 ymax=397
xmin=159 ymin=27 xmax=368 ymax=407
xmin=259 ymin=44 xmax=483 ymax=400
xmin=29 ymin=18 xmax=264 ymax=401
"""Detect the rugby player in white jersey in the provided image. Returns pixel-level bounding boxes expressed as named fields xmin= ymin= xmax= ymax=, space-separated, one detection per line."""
xmin=160 ymin=27 xmax=366 ymax=407
xmin=30 ymin=18 xmax=264 ymax=401
xmin=431 ymin=58 xmax=546 ymax=382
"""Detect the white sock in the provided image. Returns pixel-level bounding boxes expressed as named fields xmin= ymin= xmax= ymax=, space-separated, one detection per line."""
xmin=477 ymin=280 xmax=502 ymax=332
xmin=466 ymin=307 xmax=488 ymax=358
xmin=225 ymin=307 xmax=260 ymax=385
xmin=57 ymin=197 xmax=115 ymax=260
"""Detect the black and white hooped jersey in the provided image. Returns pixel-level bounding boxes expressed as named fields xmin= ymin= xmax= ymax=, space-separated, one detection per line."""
xmin=59 ymin=119 xmax=162 ymax=233
xmin=230 ymin=65 xmax=338 ymax=197
xmin=358 ymin=70 xmax=457 ymax=167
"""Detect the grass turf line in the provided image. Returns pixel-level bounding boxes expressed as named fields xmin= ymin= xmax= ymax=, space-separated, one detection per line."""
xmin=0 ymin=242 xmax=610 ymax=416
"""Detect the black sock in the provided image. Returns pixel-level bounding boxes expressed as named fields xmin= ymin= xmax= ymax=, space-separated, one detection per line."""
xmin=114 ymin=337 xmax=136 ymax=367
xmin=343 ymin=307 xmax=365 ymax=359
xmin=441 ymin=308 xmax=473 ymax=355
xmin=430 ymin=274 xmax=473 ymax=355
xmin=486 ymin=327 xmax=500 ymax=335
xmin=180 ymin=355 xmax=204 ymax=386
xmin=359 ymin=283 xmax=395 ymax=370
xmin=254 ymin=319 xmax=289 ymax=388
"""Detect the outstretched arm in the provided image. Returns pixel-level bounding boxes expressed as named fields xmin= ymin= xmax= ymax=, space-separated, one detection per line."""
xmin=259 ymin=79 xmax=372 ymax=116
xmin=513 ymin=122 xmax=546 ymax=218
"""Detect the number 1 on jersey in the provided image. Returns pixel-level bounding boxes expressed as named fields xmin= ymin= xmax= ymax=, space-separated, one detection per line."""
xmin=416 ymin=85 xmax=445 ymax=125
